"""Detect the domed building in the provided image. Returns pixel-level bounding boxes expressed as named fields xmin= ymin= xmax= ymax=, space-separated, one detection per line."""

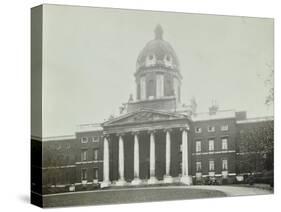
xmin=40 ymin=25 xmax=273 ymax=194
xmin=127 ymin=24 xmax=185 ymax=113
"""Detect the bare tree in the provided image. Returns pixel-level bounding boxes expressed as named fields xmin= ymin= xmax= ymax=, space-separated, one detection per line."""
xmin=238 ymin=121 xmax=273 ymax=174
xmin=265 ymin=64 xmax=274 ymax=106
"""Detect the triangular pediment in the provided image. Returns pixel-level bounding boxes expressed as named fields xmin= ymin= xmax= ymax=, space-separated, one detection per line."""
xmin=103 ymin=109 xmax=185 ymax=126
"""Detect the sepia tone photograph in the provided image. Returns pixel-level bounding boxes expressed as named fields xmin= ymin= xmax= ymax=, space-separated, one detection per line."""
xmin=31 ymin=4 xmax=274 ymax=208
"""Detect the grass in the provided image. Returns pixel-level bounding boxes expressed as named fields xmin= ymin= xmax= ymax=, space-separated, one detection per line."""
xmin=43 ymin=187 xmax=226 ymax=208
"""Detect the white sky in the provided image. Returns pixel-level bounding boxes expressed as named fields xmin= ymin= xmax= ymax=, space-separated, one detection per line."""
xmin=42 ymin=5 xmax=273 ymax=137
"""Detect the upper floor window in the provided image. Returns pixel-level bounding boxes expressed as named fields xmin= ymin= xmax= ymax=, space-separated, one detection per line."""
xmin=222 ymin=138 xmax=228 ymax=150
xmin=196 ymin=161 xmax=202 ymax=172
xmin=196 ymin=140 xmax=201 ymax=152
xmin=221 ymin=125 xmax=229 ymax=131
xmin=207 ymin=126 xmax=215 ymax=132
xmin=93 ymin=148 xmax=99 ymax=161
xmin=208 ymin=139 xmax=214 ymax=151
xmin=195 ymin=127 xmax=202 ymax=133
xmin=56 ymin=144 xmax=61 ymax=150
xmin=92 ymin=136 xmax=99 ymax=143
xmin=222 ymin=159 xmax=228 ymax=170
xmin=81 ymin=149 xmax=87 ymax=161
xmin=209 ymin=160 xmax=215 ymax=171
xmin=81 ymin=137 xmax=88 ymax=143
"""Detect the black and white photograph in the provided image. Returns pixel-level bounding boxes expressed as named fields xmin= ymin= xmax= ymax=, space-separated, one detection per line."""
xmin=30 ymin=3 xmax=274 ymax=208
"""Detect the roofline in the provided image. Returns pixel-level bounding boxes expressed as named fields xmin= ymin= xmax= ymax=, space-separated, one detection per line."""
xmin=191 ymin=109 xmax=236 ymax=122
xmin=236 ymin=116 xmax=274 ymax=124
xmin=76 ymin=123 xmax=103 ymax=133
xmin=102 ymin=108 xmax=188 ymax=126
xmin=31 ymin=135 xmax=76 ymax=142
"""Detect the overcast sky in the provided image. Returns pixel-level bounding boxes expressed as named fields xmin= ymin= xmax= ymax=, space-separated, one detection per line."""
xmin=42 ymin=4 xmax=273 ymax=137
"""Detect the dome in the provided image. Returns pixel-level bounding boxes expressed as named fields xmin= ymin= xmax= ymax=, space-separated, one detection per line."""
xmin=136 ymin=25 xmax=180 ymax=70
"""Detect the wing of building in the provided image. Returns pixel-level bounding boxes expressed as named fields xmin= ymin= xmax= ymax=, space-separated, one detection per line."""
xmin=39 ymin=25 xmax=274 ymax=193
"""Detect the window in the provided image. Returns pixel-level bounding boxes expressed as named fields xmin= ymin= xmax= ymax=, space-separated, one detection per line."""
xmin=195 ymin=141 xmax=201 ymax=152
xmin=208 ymin=139 xmax=214 ymax=151
xmin=196 ymin=161 xmax=202 ymax=172
xmin=148 ymin=79 xmax=155 ymax=99
xmin=81 ymin=137 xmax=88 ymax=143
xmin=221 ymin=125 xmax=229 ymax=131
xmin=222 ymin=159 xmax=228 ymax=170
xmin=195 ymin=127 xmax=202 ymax=133
xmin=156 ymin=74 xmax=164 ymax=98
xmin=92 ymin=136 xmax=99 ymax=143
xmin=81 ymin=149 xmax=87 ymax=161
xmin=222 ymin=138 xmax=228 ymax=150
xmin=93 ymin=148 xmax=99 ymax=161
xmin=81 ymin=169 xmax=87 ymax=180
xmin=209 ymin=160 xmax=215 ymax=171
xmin=146 ymin=55 xmax=155 ymax=66
xmin=207 ymin=126 xmax=215 ymax=132
xmin=93 ymin=168 xmax=99 ymax=179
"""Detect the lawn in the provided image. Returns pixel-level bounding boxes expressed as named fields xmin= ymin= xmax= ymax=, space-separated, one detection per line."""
xmin=43 ymin=187 xmax=226 ymax=208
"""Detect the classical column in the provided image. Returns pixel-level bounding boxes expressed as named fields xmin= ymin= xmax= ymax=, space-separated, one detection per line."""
xmin=148 ymin=131 xmax=157 ymax=184
xmin=116 ymin=134 xmax=126 ymax=186
xmin=180 ymin=127 xmax=192 ymax=185
xmin=132 ymin=132 xmax=141 ymax=185
xmin=164 ymin=129 xmax=173 ymax=183
xmin=101 ymin=135 xmax=110 ymax=188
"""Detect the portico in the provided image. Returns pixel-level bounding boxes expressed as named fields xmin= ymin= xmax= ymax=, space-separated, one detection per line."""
xmin=101 ymin=110 xmax=192 ymax=187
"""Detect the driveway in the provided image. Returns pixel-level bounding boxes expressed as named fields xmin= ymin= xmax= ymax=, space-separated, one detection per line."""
xmin=191 ymin=185 xmax=273 ymax=197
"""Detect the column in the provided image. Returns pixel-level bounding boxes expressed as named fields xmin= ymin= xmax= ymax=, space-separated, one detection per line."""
xmin=101 ymin=135 xmax=110 ymax=188
xmin=132 ymin=132 xmax=141 ymax=185
xmin=180 ymin=127 xmax=192 ymax=185
xmin=140 ymin=76 xmax=146 ymax=100
xmin=116 ymin=134 xmax=126 ymax=185
xmin=164 ymin=129 xmax=173 ymax=183
xmin=148 ymin=131 xmax=157 ymax=184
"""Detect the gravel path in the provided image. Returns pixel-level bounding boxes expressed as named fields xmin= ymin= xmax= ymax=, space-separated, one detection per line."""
xmin=191 ymin=185 xmax=273 ymax=197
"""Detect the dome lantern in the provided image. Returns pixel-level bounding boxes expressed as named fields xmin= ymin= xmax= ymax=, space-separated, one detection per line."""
xmin=154 ymin=24 xmax=163 ymax=40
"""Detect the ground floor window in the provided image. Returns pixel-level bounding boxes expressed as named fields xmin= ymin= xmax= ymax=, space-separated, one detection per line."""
xmin=209 ymin=160 xmax=215 ymax=171
xmin=81 ymin=168 xmax=87 ymax=181
xmin=222 ymin=159 xmax=228 ymax=170
xmin=93 ymin=168 xmax=99 ymax=179
xmin=196 ymin=161 xmax=202 ymax=172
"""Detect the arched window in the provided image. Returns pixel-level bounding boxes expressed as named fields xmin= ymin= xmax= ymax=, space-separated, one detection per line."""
xmin=137 ymin=83 xmax=140 ymax=100
xmin=147 ymin=79 xmax=155 ymax=99
xmin=165 ymin=79 xmax=173 ymax=96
